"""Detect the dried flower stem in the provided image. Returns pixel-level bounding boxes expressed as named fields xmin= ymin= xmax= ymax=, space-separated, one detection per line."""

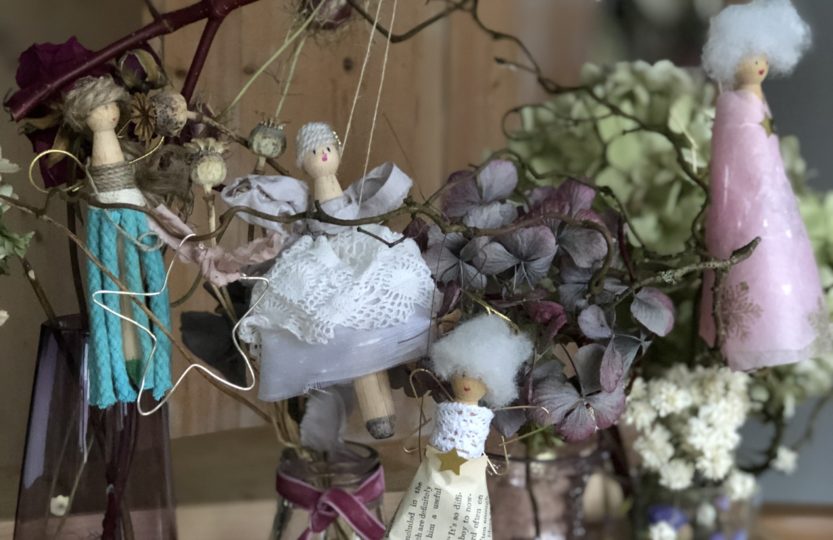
xmin=17 ymin=255 xmax=59 ymax=326
xmin=615 ymin=238 xmax=761 ymax=306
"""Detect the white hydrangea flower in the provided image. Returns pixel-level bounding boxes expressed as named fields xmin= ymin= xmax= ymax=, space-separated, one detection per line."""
xmin=634 ymin=425 xmax=675 ymax=472
xmin=748 ymin=383 xmax=769 ymax=404
xmin=649 ymin=379 xmax=693 ymax=417
xmin=685 ymin=416 xmax=713 ymax=452
xmin=630 ymin=377 xmax=648 ymax=401
xmin=696 ymin=502 xmax=717 ymax=528
xmin=724 ymin=470 xmax=757 ymax=501
xmin=783 ymin=393 xmax=796 ymax=419
xmin=50 ymin=495 xmax=69 ymax=517
xmin=658 ymin=458 xmax=694 ymax=491
xmin=649 ymin=521 xmax=677 ymax=540
xmin=773 ymin=446 xmax=798 ymax=474
xmin=624 ymin=400 xmax=658 ymax=431
xmin=696 ymin=448 xmax=733 ymax=481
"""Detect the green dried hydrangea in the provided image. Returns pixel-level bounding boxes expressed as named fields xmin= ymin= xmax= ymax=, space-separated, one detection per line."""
xmin=509 ymin=60 xmax=808 ymax=256
xmin=0 ymin=149 xmax=32 ymax=304
xmin=507 ymin=60 xmax=833 ymax=456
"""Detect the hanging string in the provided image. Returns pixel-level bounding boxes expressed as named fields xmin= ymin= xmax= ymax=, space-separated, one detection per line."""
xmin=341 ymin=0 xmax=385 ymax=155
xmin=88 ymin=232 xmax=270 ymax=416
xmin=274 ymin=33 xmax=309 ymax=120
xmin=220 ymin=2 xmax=323 ymax=118
xmin=357 ymin=0 xmax=399 ymax=207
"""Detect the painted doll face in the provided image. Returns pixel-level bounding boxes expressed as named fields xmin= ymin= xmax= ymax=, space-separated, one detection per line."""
xmin=86 ymin=102 xmax=120 ymax=132
xmin=735 ymin=54 xmax=769 ymax=87
xmin=451 ymin=374 xmax=487 ymax=404
xmin=302 ymin=142 xmax=340 ymax=178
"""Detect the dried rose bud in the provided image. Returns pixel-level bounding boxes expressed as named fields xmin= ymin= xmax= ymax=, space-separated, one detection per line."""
xmin=118 ymin=48 xmax=167 ymax=91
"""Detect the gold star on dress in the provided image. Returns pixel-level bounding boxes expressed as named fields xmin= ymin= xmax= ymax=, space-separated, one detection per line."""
xmin=436 ymin=448 xmax=467 ymax=475
xmin=760 ymin=116 xmax=775 ymax=137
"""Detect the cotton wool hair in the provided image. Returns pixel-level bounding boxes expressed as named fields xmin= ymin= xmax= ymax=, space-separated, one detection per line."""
xmin=430 ymin=314 xmax=533 ymax=408
xmin=702 ymin=0 xmax=811 ymax=86
xmin=295 ymin=122 xmax=341 ymax=169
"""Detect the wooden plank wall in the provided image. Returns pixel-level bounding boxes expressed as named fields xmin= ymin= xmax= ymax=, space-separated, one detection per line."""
xmin=154 ymin=0 xmax=599 ymax=437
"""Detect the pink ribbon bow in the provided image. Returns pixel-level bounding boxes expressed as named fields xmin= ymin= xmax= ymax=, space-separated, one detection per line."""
xmin=276 ymin=465 xmax=386 ymax=540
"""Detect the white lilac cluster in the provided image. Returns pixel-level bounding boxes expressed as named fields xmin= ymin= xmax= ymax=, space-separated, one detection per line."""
xmin=625 ymin=365 xmax=754 ymax=496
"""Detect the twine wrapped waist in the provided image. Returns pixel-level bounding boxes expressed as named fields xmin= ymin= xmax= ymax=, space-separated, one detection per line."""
xmin=89 ymin=161 xmax=137 ymax=193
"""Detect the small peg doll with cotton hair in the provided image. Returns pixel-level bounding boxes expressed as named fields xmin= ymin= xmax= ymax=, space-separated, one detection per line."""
xmin=698 ymin=0 xmax=829 ymax=372
xmin=386 ymin=314 xmax=533 ymax=540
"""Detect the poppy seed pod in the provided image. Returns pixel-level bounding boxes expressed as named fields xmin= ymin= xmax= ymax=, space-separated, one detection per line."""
xmin=249 ymin=120 xmax=287 ymax=159
xmin=185 ymin=138 xmax=228 ymax=190
xmin=151 ymin=90 xmax=188 ymax=138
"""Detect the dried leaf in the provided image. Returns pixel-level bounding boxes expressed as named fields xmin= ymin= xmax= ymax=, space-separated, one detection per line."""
xmin=573 ymin=343 xmax=605 ymax=395
xmin=559 ymin=226 xmax=608 ymax=268
xmin=631 ymin=287 xmax=675 ymax=336
xmin=600 ymin=340 xmax=624 ymax=392
xmin=492 ymin=408 xmax=527 ymax=438
xmin=463 ymin=201 xmax=518 ymax=229
xmin=499 ymin=226 xmax=557 ymax=285
xmin=477 ymin=160 xmax=518 ymax=202
xmin=578 ymin=305 xmax=612 ymax=339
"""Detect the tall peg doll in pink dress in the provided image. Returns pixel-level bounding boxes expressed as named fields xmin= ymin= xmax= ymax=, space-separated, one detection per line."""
xmin=699 ymin=0 xmax=829 ymax=371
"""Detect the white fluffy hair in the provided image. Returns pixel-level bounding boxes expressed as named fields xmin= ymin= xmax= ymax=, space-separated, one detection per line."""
xmin=431 ymin=314 xmax=533 ymax=408
xmin=295 ymin=122 xmax=341 ymax=169
xmin=702 ymin=0 xmax=811 ymax=85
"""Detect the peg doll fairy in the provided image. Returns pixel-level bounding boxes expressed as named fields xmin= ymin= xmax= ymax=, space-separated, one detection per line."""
xmin=699 ymin=0 xmax=829 ymax=371
xmin=227 ymin=122 xmax=435 ymax=438
xmin=63 ymin=76 xmax=172 ymax=408
xmin=386 ymin=314 xmax=533 ymax=540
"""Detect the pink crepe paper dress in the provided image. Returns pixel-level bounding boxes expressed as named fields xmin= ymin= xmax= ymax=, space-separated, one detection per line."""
xmin=700 ymin=89 xmax=829 ymax=371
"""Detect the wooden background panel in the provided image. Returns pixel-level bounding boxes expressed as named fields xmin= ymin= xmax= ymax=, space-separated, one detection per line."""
xmin=155 ymin=0 xmax=599 ymax=438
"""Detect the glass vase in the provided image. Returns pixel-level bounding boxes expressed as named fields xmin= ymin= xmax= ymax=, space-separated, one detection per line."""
xmin=14 ymin=315 xmax=177 ymax=540
xmin=487 ymin=436 xmax=630 ymax=540
xmin=635 ymin=483 xmax=759 ymax=540
xmin=270 ymin=442 xmax=384 ymax=540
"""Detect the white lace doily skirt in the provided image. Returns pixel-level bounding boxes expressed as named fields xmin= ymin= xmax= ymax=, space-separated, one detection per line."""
xmin=238 ymin=224 xmax=436 ymax=400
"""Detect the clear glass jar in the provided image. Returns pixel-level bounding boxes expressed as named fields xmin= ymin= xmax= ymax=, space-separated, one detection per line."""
xmin=14 ymin=315 xmax=177 ymax=540
xmin=270 ymin=442 xmax=384 ymax=540
xmin=487 ymin=436 xmax=630 ymax=540
xmin=634 ymin=483 xmax=760 ymax=540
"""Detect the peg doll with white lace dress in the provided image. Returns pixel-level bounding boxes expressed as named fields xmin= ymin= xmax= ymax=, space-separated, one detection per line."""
xmin=386 ymin=314 xmax=533 ymax=539
xmin=228 ymin=122 xmax=435 ymax=439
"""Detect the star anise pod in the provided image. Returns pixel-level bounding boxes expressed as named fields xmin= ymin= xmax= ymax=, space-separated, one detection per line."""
xmin=130 ymin=93 xmax=157 ymax=144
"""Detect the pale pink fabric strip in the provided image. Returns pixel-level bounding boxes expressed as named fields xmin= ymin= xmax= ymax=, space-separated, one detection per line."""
xmin=148 ymin=204 xmax=285 ymax=286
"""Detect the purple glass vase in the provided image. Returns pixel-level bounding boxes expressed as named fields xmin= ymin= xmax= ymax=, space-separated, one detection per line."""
xmin=14 ymin=315 xmax=177 ymax=539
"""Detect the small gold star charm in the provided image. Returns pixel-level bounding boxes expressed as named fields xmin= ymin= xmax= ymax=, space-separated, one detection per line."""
xmin=760 ymin=116 xmax=775 ymax=137
xmin=436 ymin=448 xmax=467 ymax=475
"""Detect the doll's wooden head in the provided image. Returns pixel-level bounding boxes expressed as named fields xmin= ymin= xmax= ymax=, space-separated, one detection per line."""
xmin=702 ymin=0 xmax=810 ymax=89
xmin=430 ymin=314 xmax=533 ymax=408
xmin=295 ymin=122 xmax=341 ymax=179
xmin=63 ymin=76 xmax=129 ymax=134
